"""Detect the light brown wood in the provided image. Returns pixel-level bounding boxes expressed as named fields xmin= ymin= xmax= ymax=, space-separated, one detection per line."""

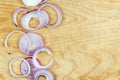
xmin=1 ymin=0 xmax=120 ymax=80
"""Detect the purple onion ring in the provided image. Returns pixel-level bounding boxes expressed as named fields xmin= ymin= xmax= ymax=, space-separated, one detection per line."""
xmin=34 ymin=70 xmax=54 ymax=80
xmin=32 ymin=47 xmax=54 ymax=69
xmin=38 ymin=2 xmax=63 ymax=28
xmin=21 ymin=10 xmax=49 ymax=31
xmin=20 ymin=57 xmax=41 ymax=79
xmin=19 ymin=32 xmax=44 ymax=55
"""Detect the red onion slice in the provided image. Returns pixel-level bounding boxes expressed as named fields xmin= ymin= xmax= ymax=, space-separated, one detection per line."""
xmin=4 ymin=30 xmax=31 ymax=54
xmin=34 ymin=70 xmax=54 ymax=80
xmin=21 ymin=10 xmax=49 ymax=31
xmin=20 ymin=57 xmax=41 ymax=79
xmin=32 ymin=47 xmax=54 ymax=69
xmin=9 ymin=57 xmax=31 ymax=78
xmin=38 ymin=3 xmax=63 ymax=28
xmin=13 ymin=7 xmax=28 ymax=27
xmin=22 ymin=0 xmax=46 ymax=6
xmin=19 ymin=32 xmax=44 ymax=55
xmin=38 ymin=0 xmax=48 ymax=5
xmin=36 ymin=9 xmax=49 ymax=27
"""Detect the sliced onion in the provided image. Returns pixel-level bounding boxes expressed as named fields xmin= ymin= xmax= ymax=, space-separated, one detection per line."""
xmin=38 ymin=2 xmax=63 ymax=28
xmin=38 ymin=0 xmax=48 ymax=5
xmin=20 ymin=57 xmax=41 ymax=79
xmin=34 ymin=70 xmax=54 ymax=80
xmin=4 ymin=30 xmax=31 ymax=54
xmin=9 ymin=57 xmax=31 ymax=78
xmin=32 ymin=47 xmax=54 ymax=69
xmin=21 ymin=10 xmax=49 ymax=31
xmin=19 ymin=32 xmax=44 ymax=55
xmin=36 ymin=9 xmax=49 ymax=27
xmin=22 ymin=0 xmax=47 ymax=6
xmin=13 ymin=7 xmax=28 ymax=27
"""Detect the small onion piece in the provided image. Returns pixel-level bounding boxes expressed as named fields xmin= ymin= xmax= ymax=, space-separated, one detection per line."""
xmin=4 ymin=30 xmax=31 ymax=54
xmin=22 ymin=0 xmax=47 ymax=6
xmin=9 ymin=57 xmax=31 ymax=78
xmin=38 ymin=2 xmax=63 ymax=28
xmin=19 ymin=32 xmax=44 ymax=55
xmin=21 ymin=10 xmax=49 ymax=31
xmin=13 ymin=7 xmax=28 ymax=27
xmin=38 ymin=0 xmax=48 ymax=5
xmin=20 ymin=57 xmax=41 ymax=79
xmin=34 ymin=70 xmax=54 ymax=80
xmin=32 ymin=47 xmax=54 ymax=69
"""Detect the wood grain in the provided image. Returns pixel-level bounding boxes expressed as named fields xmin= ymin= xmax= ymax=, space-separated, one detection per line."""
xmin=0 ymin=0 xmax=120 ymax=80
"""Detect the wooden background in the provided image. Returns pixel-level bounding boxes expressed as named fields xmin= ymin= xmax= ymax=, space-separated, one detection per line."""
xmin=0 ymin=0 xmax=120 ymax=80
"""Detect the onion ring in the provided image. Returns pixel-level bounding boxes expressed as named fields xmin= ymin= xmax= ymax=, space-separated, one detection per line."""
xmin=32 ymin=47 xmax=54 ymax=69
xmin=20 ymin=57 xmax=41 ymax=79
xmin=22 ymin=0 xmax=47 ymax=6
xmin=4 ymin=30 xmax=31 ymax=54
xmin=38 ymin=2 xmax=63 ymax=28
xmin=9 ymin=57 xmax=31 ymax=78
xmin=34 ymin=70 xmax=54 ymax=80
xmin=13 ymin=7 xmax=28 ymax=27
xmin=19 ymin=32 xmax=44 ymax=55
xmin=21 ymin=10 xmax=49 ymax=31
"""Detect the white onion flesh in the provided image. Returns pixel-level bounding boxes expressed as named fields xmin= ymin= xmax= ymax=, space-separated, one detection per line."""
xmin=22 ymin=0 xmax=43 ymax=6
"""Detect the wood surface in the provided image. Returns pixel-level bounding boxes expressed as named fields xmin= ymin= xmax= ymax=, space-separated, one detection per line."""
xmin=0 ymin=0 xmax=120 ymax=80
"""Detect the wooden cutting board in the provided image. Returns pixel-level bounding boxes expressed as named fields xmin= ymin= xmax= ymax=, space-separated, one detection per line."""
xmin=0 ymin=0 xmax=120 ymax=80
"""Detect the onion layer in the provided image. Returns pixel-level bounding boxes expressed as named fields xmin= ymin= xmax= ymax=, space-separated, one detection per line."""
xmin=21 ymin=10 xmax=49 ymax=31
xmin=4 ymin=30 xmax=31 ymax=54
xmin=20 ymin=57 xmax=41 ymax=79
xmin=38 ymin=0 xmax=48 ymax=5
xmin=13 ymin=7 xmax=28 ymax=27
xmin=9 ymin=57 xmax=31 ymax=78
xmin=19 ymin=32 xmax=44 ymax=55
xmin=34 ymin=70 xmax=54 ymax=80
xmin=32 ymin=47 xmax=54 ymax=69
xmin=38 ymin=2 xmax=63 ymax=28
